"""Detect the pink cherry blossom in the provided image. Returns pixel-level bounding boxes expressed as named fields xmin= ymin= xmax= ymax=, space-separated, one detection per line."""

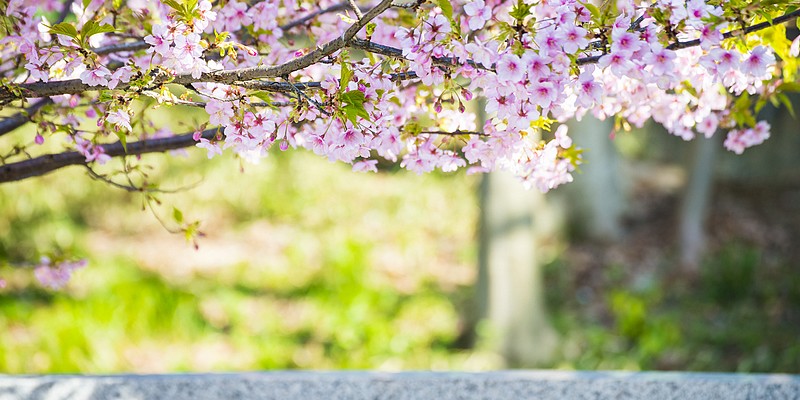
xmin=79 ymin=66 xmax=110 ymax=87
xmin=496 ymin=53 xmax=525 ymax=83
xmin=700 ymin=25 xmax=723 ymax=50
xmin=464 ymin=0 xmax=492 ymax=30
xmin=740 ymin=46 xmax=775 ymax=78
xmin=644 ymin=45 xmax=676 ymax=76
xmin=106 ymin=109 xmax=132 ymax=131
xmin=107 ymin=66 xmax=133 ymax=90
xmin=560 ymin=25 xmax=588 ymax=54
xmin=353 ymin=159 xmax=379 ymax=172
xmin=598 ymin=52 xmax=634 ymax=77
xmin=724 ymin=121 xmax=770 ymax=154
xmin=554 ymin=125 xmax=572 ymax=148
xmin=144 ymin=24 xmax=172 ymax=56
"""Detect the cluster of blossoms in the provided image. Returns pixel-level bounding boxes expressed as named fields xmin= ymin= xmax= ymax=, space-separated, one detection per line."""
xmin=723 ymin=120 xmax=771 ymax=154
xmin=3 ymin=0 xmax=792 ymax=191
xmin=2 ymin=0 xmax=797 ymax=183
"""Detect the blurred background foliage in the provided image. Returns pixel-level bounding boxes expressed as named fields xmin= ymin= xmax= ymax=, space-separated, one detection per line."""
xmin=1 ymin=106 xmax=799 ymax=373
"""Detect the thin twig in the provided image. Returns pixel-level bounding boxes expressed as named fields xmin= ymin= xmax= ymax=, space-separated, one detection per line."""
xmin=56 ymin=0 xmax=75 ymax=24
xmin=283 ymin=76 xmax=332 ymax=115
xmin=347 ymin=0 xmax=365 ymax=19
xmin=84 ymin=163 xmax=203 ymax=193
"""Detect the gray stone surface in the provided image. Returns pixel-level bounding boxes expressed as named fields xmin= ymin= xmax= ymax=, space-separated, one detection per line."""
xmin=1 ymin=371 xmax=799 ymax=400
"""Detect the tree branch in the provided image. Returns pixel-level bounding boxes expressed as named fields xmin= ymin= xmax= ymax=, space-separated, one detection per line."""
xmin=0 ymin=98 xmax=52 ymax=137
xmin=666 ymin=8 xmax=800 ymax=50
xmin=0 ymin=128 xmax=217 ymax=183
xmin=237 ymin=71 xmax=418 ymax=92
xmin=350 ymin=38 xmax=495 ymax=71
xmin=419 ymin=130 xmax=486 ymax=136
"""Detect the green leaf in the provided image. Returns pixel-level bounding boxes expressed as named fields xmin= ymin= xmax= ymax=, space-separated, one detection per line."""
xmin=777 ymin=93 xmax=796 ymax=118
xmin=339 ymin=53 xmax=352 ymax=95
xmin=82 ymin=20 xmax=115 ymax=39
xmin=436 ymin=0 xmax=453 ymax=20
xmin=115 ymin=130 xmax=128 ymax=152
xmin=161 ymin=0 xmax=183 ymax=11
xmin=579 ymin=1 xmax=601 ymax=19
xmin=250 ymin=91 xmax=273 ymax=104
xmin=185 ymin=0 xmax=199 ymax=13
xmin=173 ymin=207 xmax=184 ymax=224
xmin=365 ymin=22 xmax=377 ymax=38
xmin=777 ymin=81 xmax=800 ymax=93
xmin=49 ymin=22 xmax=79 ymax=39
xmin=341 ymin=90 xmax=370 ymax=123
xmin=98 ymin=90 xmax=114 ymax=103
xmin=341 ymin=90 xmax=366 ymax=106
xmin=509 ymin=0 xmax=532 ymax=22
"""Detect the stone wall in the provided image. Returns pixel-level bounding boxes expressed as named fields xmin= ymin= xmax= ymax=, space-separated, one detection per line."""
xmin=2 ymin=371 xmax=799 ymax=400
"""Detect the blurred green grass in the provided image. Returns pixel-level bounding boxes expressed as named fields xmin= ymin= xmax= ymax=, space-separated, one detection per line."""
xmin=1 ymin=122 xmax=798 ymax=373
xmin=0 ymin=146 xmax=490 ymax=372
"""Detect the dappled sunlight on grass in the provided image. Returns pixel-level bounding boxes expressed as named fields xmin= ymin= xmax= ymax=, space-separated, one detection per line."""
xmin=0 ymin=146 xmax=493 ymax=372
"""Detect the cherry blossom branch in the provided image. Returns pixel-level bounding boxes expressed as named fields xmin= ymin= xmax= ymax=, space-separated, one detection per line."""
xmin=283 ymin=76 xmax=332 ymax=115
xmin=2 ymin=5 xmax=796 ymax=103
xmin=0 ymin=128 xmax=218 ymax=183
xmin=0 ymin=0 xmax=394 ymax=103
xmin=159 ymin=98 xmax=291 ymax=108
xmin=578 ymin=8 xmax=800 ymax=64
xmin=667 ymin=8 xmax=800 ymax=50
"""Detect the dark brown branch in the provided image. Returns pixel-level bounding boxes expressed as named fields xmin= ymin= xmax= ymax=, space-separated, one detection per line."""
xmin=237 ymin=71 xmax=418 ymax=92
xmin=419 ymin=130 xmax=486 ymax=136
xmin=0 ymin=128 xmax=217 ymax=183
xmin=0 ymin=98 xmax=52 ymax=137
xmin=350 ymin=39 xmax=495 ymax=71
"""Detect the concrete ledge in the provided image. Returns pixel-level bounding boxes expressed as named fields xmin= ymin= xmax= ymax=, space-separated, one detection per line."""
xmin=1 ymin=371 xmax=799 ymax=400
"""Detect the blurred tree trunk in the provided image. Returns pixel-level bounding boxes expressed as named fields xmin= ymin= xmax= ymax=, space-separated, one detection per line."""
xmin=678 ymin=134 xmax=719 ymax=272
xmin=474 ymin=115 xmax=622 ymax=367
xmin=477 ymin=171 xmax=560 ymax=367
xmin=563 ymin=116 xmax=624 ymax=240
